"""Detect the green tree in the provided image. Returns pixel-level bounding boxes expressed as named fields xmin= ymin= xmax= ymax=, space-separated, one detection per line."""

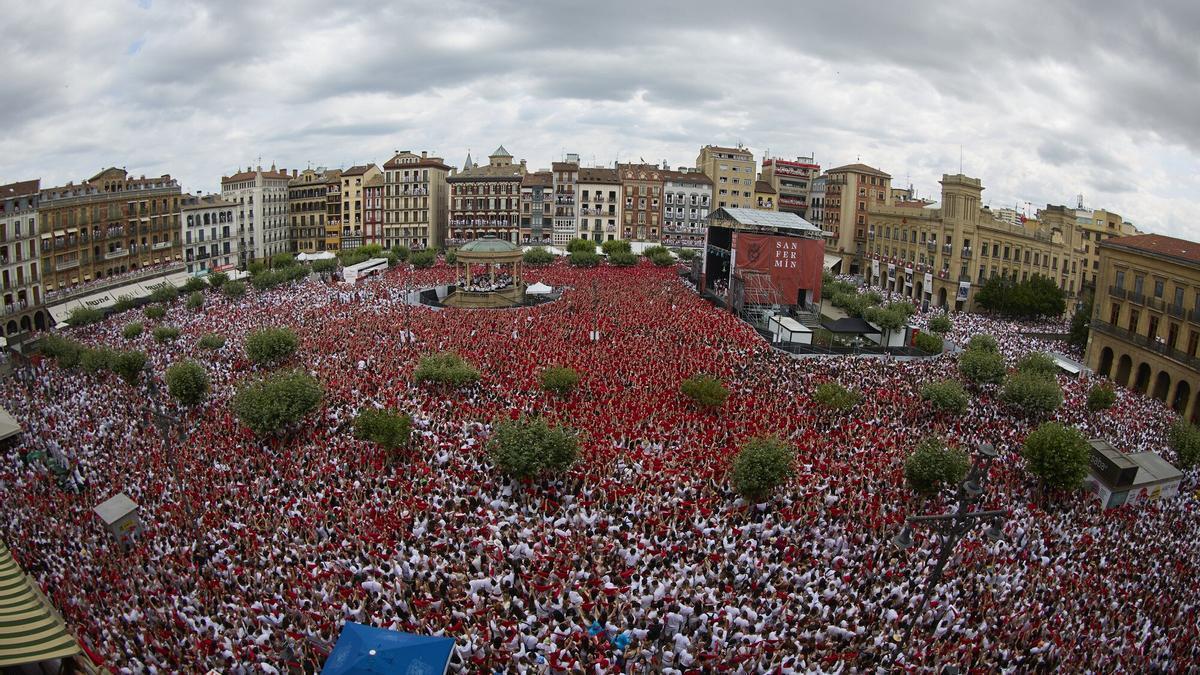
xmin=680 ymin=374 xmax=729 ymax=410
xmin=641 ymin=245 xmax=669 ymax=259
xmin=165 ymin=360 xmax=210 ymax=406
xmin=152 ymin=326 xmax=181 ymax=343
xmin=149 ymin=284 xmax=180 ymax=304
xmin=391 ymin=244 xmax=411 ymax=262
xmin=413 ymin=352 xmax=481 ymax=388
xmin=112 ymin=351 xmax=148 ymax=385
xmin=65 ymin=306 xmax=104 ymax=327
xmin=601 ymin=239 xmax=631 ymax=256
xmin=1001 ymin=371 xmax=1064 ymax=416
xmin=864 ymin=304 xmax=907 ymax=345
xmin=80 ymin=347 xmax=116 ymax=374
xmin=608 ymin=250 xmax=638 ymax=266
xmin=674 ymin=248 xmax=697 ymax=262
xmin=252 ymin=269 xmax=286 ymax=291
xmin=222 ymin=280 xmax=247 ymax=298
xmin=966 ymin=334 xmax=999 ymax=354
xmin=181 ymin=276 xmax=208 ymax=294
xmin=247 ymin=261 xmax=268 ymax=275
xmin=444 ymin=249 xmax=458 ymax=265
xmin=729 ymin=435 xmax=795 ymax=502
xmin=975 ymin=274 xmax=1065 ymax=318
xmin=353 ymin=408 xmax=413 ymax=455
xmin=914 ymin=332 xmax=944 ymax=354
xmin=1022 ymin=422 xmax=1090 ymax=494
xmin=187 ymin=291 xmax=205 ymax=311
xmin=928 ymin=313 xmax=952 ymax=334
xmin=232 ymin=370 xmax=324 ymax=436
xmin=123 ymin=322 xmax=144 ymax=340
xmin=487 ymin=416 xmax=580 ymax=480
xmin=523 ymin=247 xmax=554 ymax=265
xmin=566 ymin=238 xmax=594 ymax=254
xmin=539 ymin=366 xmax=581 ymax=397
xmin=1086 ymin=384 xmax=1117 ymax=412
xmin=271 ymin=252 xmax=297 ymax=269
xmin=958 ymin=348 xmax=1005 ymax=385
xmin=197 ymin=333 xmax=227 ymax=350
xmin=1017 ymin=352 xmax=1059 ymax=378
xmin=113 ymin=295 xmax=139 ymax=313
xmin=649 ymin=251 xmax=674 ymax=267
xmin=920 ymin=380 xmax=970 ymax=415
xmin=813 ymin=382 xmax=862 ymax=411
xmin=1167 ymin=419 xmax=1200 ymax=469
xmin=569 ymin=249 xmax=600 ymax=267
xmin=244 ymin=327 xmax=299 ymax=366
xmin=904 ymin=437 xmax=970 ymax=497
xmin=206 ymin=271 xmax=229 ymax=288
xmin=410 ymin=250 xmax=437 ymax=268
xmin=39 ymin=335 xmax=83 ymax=369
xmin=1068 ymin=296 xmax=1093 ymax=349
xmin=312 ymin=258 xmax=338 ymax=278
xmin=144 ymin=304 xmax=166 ymax=320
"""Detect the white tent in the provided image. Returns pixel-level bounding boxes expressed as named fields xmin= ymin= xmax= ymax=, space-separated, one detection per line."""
xmin=526 ymin=282 xmax=554 ymax=295
xmin=297 ymin=251 xmax=336 ymax=262
xmin=521 ymin=245 xmax=568 ymax=256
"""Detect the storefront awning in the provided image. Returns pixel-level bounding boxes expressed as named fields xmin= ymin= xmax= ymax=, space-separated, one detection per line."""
xmin=0 ymin=540 xmax=81 ymax=667
xmin=823 ymin=254 xmax=842 ymax=272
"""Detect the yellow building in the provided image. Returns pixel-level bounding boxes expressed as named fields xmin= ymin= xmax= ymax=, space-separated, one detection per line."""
xmin=382 ymin=150 xmax=451 ymax=250
xmin=821 ymin=163 xmax=893 ymax=275
xmin=289 ymin=168 xmax=337 ymax=253
xmin=1086 ymin=233 xmax=1200 ymax=422
xmin=337 ymin=164 xmax=382 ymax=250
xmin=753 ymin=180 xmax=777 ymax=211
xmin=696 ymin=145 xmax=756 ymax=210
xmin=1074 ymin=207 xmax=1143 ymax=294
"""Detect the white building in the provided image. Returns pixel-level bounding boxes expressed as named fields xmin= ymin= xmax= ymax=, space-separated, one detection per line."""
xmin=551 ymin=155 xmax=579 ymax=246
xmin=220 ymin=165 xmax=292 ymax=265
xmin=808 ymin=175 xmax=826 ymax=232
xmin=576 ymin=167 xmax=621 ymax=242
xmin=661 ymin=169 xmax=712 ymax=250
xmin=181 ymin=194 xmax=239 ymax=275
xmin=0 ymin=179 xmax=44 ymax=337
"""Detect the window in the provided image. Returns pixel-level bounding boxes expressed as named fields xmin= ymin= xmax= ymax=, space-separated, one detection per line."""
xmin=1154 ymin=279 xmax=1165 ymax=298
xmin=1110 ymin=303 xmax=1121 ymax=325
xmin=1147 ymin=315 xmax=1159 ymax=340
xmin=1175 ymin=286 xmax=1185 ymax=308
xmin=1128 ymin=309 xmax=1140 ymax=333
xmin=1134 ymin=275 xmax=1144 ymax=296
xmin=1115 ymin=270 xmax=1125 ymax=290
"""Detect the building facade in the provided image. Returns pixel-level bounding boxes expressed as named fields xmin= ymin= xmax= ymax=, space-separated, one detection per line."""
xmin=181 ymin=194 xmax=238 ymax=276
xmin=325 ymin=172 xmax=343 ymax=251
xmin=576 ymin=168 xmax=621 ymax=243
xmin=618 ymin=163 xmax=664 ymax=242
xmin=551 ymin=157 xmax=579 ymax=246
xmin=382 ymin=150 xmax=451 ymax=250
xmin=822 ymin=163 xmax=893 ymax=275
xmin=289 ymin=168 xmax=337 ymax=254
xmin=336 ymin=164 xmax=382 ymax=251
xmin=220 ymin=166 xmax=291 ymax=264
xmin=696 ymin=145 xmax=756 ymax=210
xmin=520 ymin=171 xmax=553 ymax=245
xmin=808 ymin=175 xmax=826 ymax=233
xmin=356 ymin=174 xmax=383 ymax=249
xmin=760 ymin=155 xmax=820 ymax=218
xmin=753 ymin=180 xmax=777 ymax=210
xmin=448 ymin=146 xmax=527 ymax=244
xmin=0 ymin=179 xmax=46 ymax=336
xmin=40 ymin=168 xmax=183 ymax=293
xmin=1075 ymin=207 xmax=1140 ymax=294
xmin=1086 ymin=234 xmax=1200 ymax=423
xmin=660 ymin=170 xmax=711 ymax=250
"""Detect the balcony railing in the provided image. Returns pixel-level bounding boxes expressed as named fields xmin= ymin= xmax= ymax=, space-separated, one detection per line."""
xmin=961 ymin=247 xmax=973 ymax=260
xmin=56 ymin=258 xmax=80 ymax=271
xmin=152 ymin=241 xmax=172 ymax=250
xmin=942 ymin=244 xmax=952 ymax=256
xmin=1129 ymin=293 xmax=1146 ymax=306
xmin=1190 ymin=309 xmax=1200 ymax=325
xmin=1167 ymin=304 xmax=1186 ymax=319
xmin=1109 ymin=286 xmax=1127 ymax=299
xmin=1147 ymin=297 xmax=1165 ymax=311
xmin=1093 ymin=320 xmax=1200 ymax=371
xmin=105 ymin=249 xmax=129 ymax=260
xmin=926 ymin=241 xmax=936 ymax=251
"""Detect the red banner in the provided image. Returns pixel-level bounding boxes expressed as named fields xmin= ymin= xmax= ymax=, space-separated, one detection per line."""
xmin=733 ymin=233 xmax=825 ymax=304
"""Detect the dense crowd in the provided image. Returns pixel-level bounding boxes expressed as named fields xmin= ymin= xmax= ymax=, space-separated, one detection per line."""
xmin=1 ymin=259 xmax=1198 ymax=673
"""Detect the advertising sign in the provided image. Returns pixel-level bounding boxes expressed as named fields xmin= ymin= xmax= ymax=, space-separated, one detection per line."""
xmin=733 ymin=233 xmax=825 ymax=304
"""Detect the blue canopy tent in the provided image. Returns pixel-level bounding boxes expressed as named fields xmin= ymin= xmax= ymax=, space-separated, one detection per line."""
xmin=321 ymin=623 xmax=455 ymax=675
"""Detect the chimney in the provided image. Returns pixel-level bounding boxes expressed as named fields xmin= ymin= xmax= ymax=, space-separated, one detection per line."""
xmin=293 ymin=169 xmax=298 ymax=177
xmin=421 ymin=151 xmax=428 ymax=159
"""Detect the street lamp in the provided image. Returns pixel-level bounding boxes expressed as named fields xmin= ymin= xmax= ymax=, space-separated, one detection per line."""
xmin=891 ymin=442 xmax=1006 ymax=652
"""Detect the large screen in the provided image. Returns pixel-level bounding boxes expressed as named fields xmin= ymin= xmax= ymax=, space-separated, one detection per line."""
xmin=733 ymin=233 xmax=825 ymax=305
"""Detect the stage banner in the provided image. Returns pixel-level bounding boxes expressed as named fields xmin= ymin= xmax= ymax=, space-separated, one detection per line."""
xmin=871 ymin=259 xmax=879 ymax=279
xmin=956 ymin=281 xmax=971 ymax=301
xmin=733 ymin=233 xmax=825 ymax=304
xmin=924 ymin=272 xmax=933 ymax=292
xmin=904 ymin=267 xmax=913 ymax=287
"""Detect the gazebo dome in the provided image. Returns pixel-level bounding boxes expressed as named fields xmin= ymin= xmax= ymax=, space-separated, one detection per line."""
xmin=459 ymin=236 xmax=519 ymax=254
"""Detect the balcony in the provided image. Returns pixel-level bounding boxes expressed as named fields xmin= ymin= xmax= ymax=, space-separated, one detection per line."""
xmin=105 ymin=248 xmax=129 ymax=260
xmin=1166 ymin=304 xmax=1185 ymax=319
xmin=555 ymin=196 xmax=575 ymax=205
xmin=1093 ymin=320 xmax=1200 ymax=371
xmin=1128 ymin=293 xmax=1146 ymax=306
xmin=1147 ymin=297 xmax=1165 ymax=311
xmin=1109 ymin=286 xmax=1127 ymax=299
xmin=1189 ymin=309 xmax=1200 ymax=325
xmin=56 ymin=258 xmax=80 ymax=271
xmin=942 ymin=244 xmax=952 ymax=256
xmin=961 ymin=247 xmax=973 ymax=260
xmin=152 ymin=241 xmax=172 ymax=251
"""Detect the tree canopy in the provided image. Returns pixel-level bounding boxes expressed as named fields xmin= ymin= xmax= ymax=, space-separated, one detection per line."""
xmin=920 ymin=380 xmax=970 ymax=415
xmin=487 ymin=416 xmax=580 ymax=481
xmin=1086 ymin=384 xmax=1117 ymax=412
xmin=539 ymin=366 xmax=581 ymax=397
xmin=813 ymin=382 xmax=861 ymax=411
xmin=975 ymin=274 xmax=1066 ymax=318
xmin=413 ymin=352 xmax=481 ymax=388
xmin=165 ymin=360 xmax=210 ymax=406
xmin=904 ymin=437 xmax=970 ymax=497
xmin=680 ymin=374 xmax=729 ymax=410
xmin=729 ymin=435 xmax=794 ymax=502
xmin=1167 ymin=419 xmax=1200 ymax=469
xmin=245 ymin=327 xmax=299 ymax=367
xmin=232 ymin=370 xmax=324 ymax=436
xmin=1001 ymin=370 xmax=1064 ymax=416
xmin=354 ymin=408 xmax=413 ymax=453
xmin=959 ymin=348 xmax=1005 ymax=385
xmin=1022 ymin=422 xmax=1090 ymax=493
xmin=523 ymin=247 xmax=554 ymax=265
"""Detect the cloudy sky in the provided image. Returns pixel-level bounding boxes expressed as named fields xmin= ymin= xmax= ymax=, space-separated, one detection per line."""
xmin=1 ymin=0 xmax=1197 ymax=237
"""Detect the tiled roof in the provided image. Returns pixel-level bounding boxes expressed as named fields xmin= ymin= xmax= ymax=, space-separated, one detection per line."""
xmin=0 ymin=179 xmax=39 ymax=199
xmin=826 ymin=163 xmax=892 ymax=178
xmin=551 ymin=162 xmax=578 ymax=171
xmin=1104 ymin=233 xmax=1200 ymax=265
xmin=577 ymin=168 xmax=620 ymax=184
xmin=340 ymin=164 xmax=377 ymax=177
xmin=521 ymin=171 xmax=553 ymax=187
xmin=754 ymin=180 xmax=776 ymax=194
xmin=660 ymin=169 xmax=711 ymax=185
xmin=449 ymin=163 xmax=525 ymax=181
xmin=222 ymin=169 xmax=292 ymax=183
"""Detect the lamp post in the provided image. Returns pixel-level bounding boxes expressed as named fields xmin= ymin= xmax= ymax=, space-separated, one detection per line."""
xmin=891 ymin=442 xmax=1006 ymax=652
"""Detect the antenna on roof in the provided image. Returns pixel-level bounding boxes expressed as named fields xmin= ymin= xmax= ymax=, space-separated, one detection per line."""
xmin=959 ymin=145 xmax=963 ymax=174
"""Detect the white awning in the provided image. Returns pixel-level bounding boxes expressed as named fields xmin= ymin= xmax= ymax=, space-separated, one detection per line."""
xmin=823 ymin=254 xmax=842 ymax=272
xmin=0 ymin=408 xmax=21 ymax=442
xmin=526 ymin=282 xmax=553 ymax=295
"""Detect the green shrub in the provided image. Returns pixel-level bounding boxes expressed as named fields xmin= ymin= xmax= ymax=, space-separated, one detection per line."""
xmin=1001 ymin=371 xmax=1064 ymax=416
xmin=222 ymin=281 xmax=246 ymax=298
xmin=569 ymin=250 xmax=600 ymax=268
xmin=152 ymin=326 xmax=181 ymax=343
xmin=148 ymin=284 xmax=179 ymax=304
xmin=1022 ymin=422 xmax=1090 ymax=492
xmin=122 ymin=322 xmax=144 ymax=340
xmin=65 ymin=306 xmax=105 ymax=327
xmin=312 ymin=258 xmax=338 ymax=276
xmin=198 ymin=333 xmax=226 ymax=350
xmin=641 ymin=245 xmax=669 ymax=259
xmin=410 ymin=250 xmax=437 ymax=268
xmin=247 ymin=261 xmax=268 ymax=275
xmin=112 ymin=295 xmax=139 ymax=313
xmin=271 ymin=252 xmax=297 ymax=269
xmin=80 ymin=347 xmax=116 ymax=375
xmin=232 ymin=370 xmax=324 ymax=436
xmin=523 ymin=247 xmax=554 ymax=265
xmin=206 ymin=271 xmax=229 ymax=288
xmin=966 ymin=334 xmax=999 ymax=354
xmin=391 ymin=244 xmax=410 ymax=262
xmin=608 ymin=250 xmax=637 ymax=266
xmin=914 ymin=332 xmax=943 ymax=354
xmin=244 ymin=327 xmax=299 ymax=366
xmin=413 ymin=352 xmax=481 ymax=388
xmin=601 ymin=239 xmax=631 ymax=256
xmin=252 ymin=269 xmax=286 ymax=291
xmin=566 ymin=238 xmax=594 ymax=254
xmin=354 ymin=408 xmax=413 ymax=453
xmin=187 ymin=291 xmax=204 ymax=310
xmin=181 ymin=276 xmax=208 ymax=294
xmin=1016 ymin=352 xmax=1059 ymax=378
xmin=813 ymin=382 xmax=861 ymax=411
xmin=165 ymin=360 xmax=210 ymax=406
xmin=730 ymin=435 xmax=794 ymax=502
xmin=539 ymin=366 xmax=581 ymax=396
xmin=649 ymin=251 xmax=674 ymax=267
xmin=444 ymin=249 xmax=457 ymax=265
xmin=144 ymin=304 xmax=166 ymax=320
xmin=1168 ymin=419 xmax=1200 ymax=469
xmin=920 ymin=380 xmax=970 ymax=415
xmin=958 ymin=348 xmax=1005 ymax=385
xmin=1086 ymin=385 xmax=1117 ymax=412
xmin=112 ymin=351 xmax=147 ymax=385
xmin=928 ymin=313 xmax=952 ymax=334
xmin=681 ymin=374 xmax=729 ymax=410
xmin=487 ymin=416 xmax=580 ymax=480
xmin=904 ymin=437 xmax=970 ymax=497
xmin=39 ymin=335 xmax=84 ymax=368
xmin=674 ymin=248 xmax=697 ymax=262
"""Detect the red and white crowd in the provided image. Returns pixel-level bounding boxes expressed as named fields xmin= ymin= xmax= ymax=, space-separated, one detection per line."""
xmin=1 ymin=260 xmax=1197 ymax=673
